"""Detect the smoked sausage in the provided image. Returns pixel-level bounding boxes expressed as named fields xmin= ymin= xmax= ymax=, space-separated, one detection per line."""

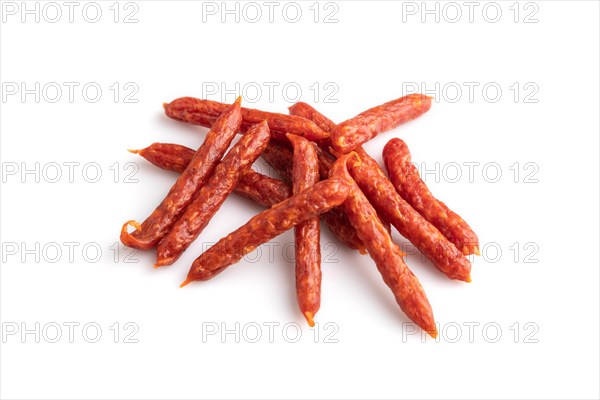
xmin=131 ymin=142 xmax=292 ymax=207
xmin=164 ymin=97 xmax=329 ymax=142
xmin=331 ymin=94 xmax=432 ymax=153
xmin=288 ymin=133 xmax=321 ymax=327
xmin=352 ymin=147 xmax=471 ymax=282
xmin=155 ymin=121 xmax=270 ymax=266
xmin=181 ymin=177 xmax=351 ymax=284
xmin=383 ymin=138 xmax=480 ymax=256
xmin=330 ymin=153 xmax=437 ymax=338
xmin=120 ymin=97 xmax=242 ymax=250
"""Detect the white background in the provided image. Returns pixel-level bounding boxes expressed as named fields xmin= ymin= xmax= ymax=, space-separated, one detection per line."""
xmin=1 ymin=1 xmax=599 ymax=399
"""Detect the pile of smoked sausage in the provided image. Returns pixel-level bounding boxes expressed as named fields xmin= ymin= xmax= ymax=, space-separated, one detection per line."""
xmin=121 ymin=94 xmax=479 ymax=338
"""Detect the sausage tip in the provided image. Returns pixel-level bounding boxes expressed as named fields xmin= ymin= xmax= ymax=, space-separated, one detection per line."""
xmin=120 ymin=220 xmax=141 ymax=242
xmin=126 ymin=220 xmax=141 ymax=230
xmin=127 ymin=148 xmax=140 ymax=155
xmin=120 ymin=220 xmax=156 ymax=250
xmin=180 ymin=278 xmax=192 ymax=288
xmin=466 ymin=274 xmax=472 ymax=283
xmin=303 ymin=311 xmax=315 ymax=327
xmin=155 ymin=255 xmax=175 ymax=268
xmin=428 ymin=329 xmax=438 ymax=339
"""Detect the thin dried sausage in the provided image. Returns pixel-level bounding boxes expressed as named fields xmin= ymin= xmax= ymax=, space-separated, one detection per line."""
xmin=130 ymin=143 xmax=291 ymax=207
xmin=331 ymin=94 xmax=432 ymax=153
xmin=261 ymin=141 xmax=294 ymax=182
xmin=314 ymin=145 xmax=335 ymax=179
xmin=288 ymin=133 xmax=321 ymax=327
xmin=261 ymin=140 xmax=366 ymax=252
xmin=288 ymin=103 xmax=393 ymax=239
xmin=289 ymin=102 xmax=468 ymax=279
xmin=234 ymin=169 xmax=292 ymax=208
xmin=287 ymin=102 xmax=337 ymax=175
xmin=134 ymin=142 xmax=363 ymax=250
xmin=128 ymin=143 xmax=191 ymax=174
xmin=321 ymin=207 xmax=367 ymax=254
xmin=120 ymin=97 xmax=242 ymax=250
xmin=352 ymin=147 xmax=471 ymax=282
xmin=164 ymin=97 xmax=329 ymax=142
xmin=288 ymin=102 xmax=337 ymax=133
xmin=383 ymin=138 xmax=480 ymax=256
xmin=330 ymin=153 xmax=437 ymax=338
xmin=261 ymin=140 xmax=333 ymax=182
xmin=156 ymin=121 xmax=270 ymax=266
xmin=181 ymin=177 xmax=351 ymax=285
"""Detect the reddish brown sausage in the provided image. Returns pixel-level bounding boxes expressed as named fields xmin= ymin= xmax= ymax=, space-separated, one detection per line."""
xmin=330 ymin=153 xmax=437 ymax=338
xmin=120 ymin=97 xmax=242 ymax=250
xmin=289 ymin=102 xmax=469 ymax=279
xmin=156 ymin=121 xmax=271 ymax=266
xmin=289 ymin=102 xmax=337 ymax=132
xmin=261 ymin=140 xmax=334 ymax=183
xmin=261 ymin=141 xmax=294 ymax=182
xmin=288 ymin=103 xmax=393 ymax=239
xmin=288 ymin=103 xmax=338 ymax=158
xmin=181 ymin=177 xmax=351 ymax=284
xmin=331 ymin=94 xmax=432 ymax=154
xmin=133 ymin=142 xmax=363 ymax=251
xmin=164 ymin=97 xmax=329 ymax=142
xmin=321 ymin=207 xmax=367 ymax=254
xmin=383 ymin=138 xmax=480 ymax=256
xmin=234 ymin=169 xmax=292 ymax=208
xmin=261 ymin=140 xmax=366 ymax=252
xmin=128 ymin=143 xmax=191 ymax=174
xmin=352 ymin=147 xmax=471 ymax=282
xmin=314 ymin=145 xmax=336 ymax=179
xmin=288 ymin=134 xmax=321 ymax=327
xmin=131 ymin=143 xmax=291 ymax=207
